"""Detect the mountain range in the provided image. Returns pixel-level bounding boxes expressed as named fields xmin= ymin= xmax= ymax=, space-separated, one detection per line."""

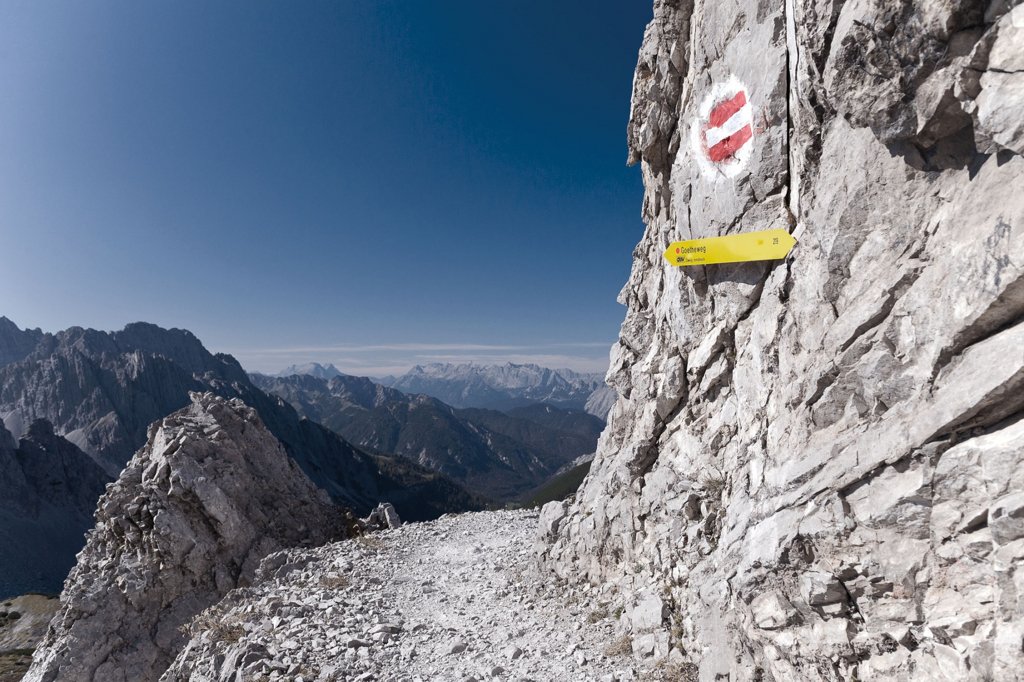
xmin=374 ymin=362 xmax=612 ymax=416
xmin=250 ymin=372 xmax=605 ymax=500
xmin=0 ymin=318 xmax=480 ymax=597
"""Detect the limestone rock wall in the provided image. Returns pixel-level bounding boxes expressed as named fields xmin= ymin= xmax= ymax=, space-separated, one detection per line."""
xmin=539 ymin=1 xmax=1024 ymax=679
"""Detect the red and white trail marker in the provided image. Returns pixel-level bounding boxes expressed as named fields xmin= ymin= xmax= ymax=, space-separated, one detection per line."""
xmin=692 ymin=76 xmax=755 ymax=179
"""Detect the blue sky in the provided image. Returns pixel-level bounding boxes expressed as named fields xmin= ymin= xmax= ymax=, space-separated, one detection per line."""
xmin=0 ymin=1 xmax=651 ymax=376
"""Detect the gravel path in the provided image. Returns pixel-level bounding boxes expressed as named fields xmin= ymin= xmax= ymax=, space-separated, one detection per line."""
xmin=167 ymin=510 xmax=650 ymax=682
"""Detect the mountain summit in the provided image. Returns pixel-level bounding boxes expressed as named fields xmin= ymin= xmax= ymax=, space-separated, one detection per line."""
xmin=276 ymin=362 xmax=344 ymax=379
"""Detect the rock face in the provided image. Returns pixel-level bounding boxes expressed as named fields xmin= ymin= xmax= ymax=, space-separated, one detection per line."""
xmin=252 ymin=372 xmax=603 ymax=500
xmin=540 ymin=1 xmax=1024 ymax=680
xmin=25 ymin=393 xmax=350 ymax=682
xmin=0 ymin=322 xmax=243 ymax=474
xmin=0 ymin=419 xmax=111 ymax=599
xmin=585 ymin=384 xmax=618 ymax=420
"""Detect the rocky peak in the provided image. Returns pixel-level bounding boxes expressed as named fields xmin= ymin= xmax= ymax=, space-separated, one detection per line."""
xmin=0 ymin=316 xmax=44 ymax=369
xmin=25 ymin=392 xmax=350 ymax=682
xmin=276 ymin=361 xmax=344 ymax=379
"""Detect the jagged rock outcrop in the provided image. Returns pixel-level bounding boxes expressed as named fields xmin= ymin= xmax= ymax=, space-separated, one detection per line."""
xmin=24 ymin=393 xmax=350 ymax=682
xmin=360 ymin=502 xmax=402 ymax=531
xmin=540 ymin=1 xmax=1024 ymax=680
xmin=0 ymin=420 xmax=110 ymax=598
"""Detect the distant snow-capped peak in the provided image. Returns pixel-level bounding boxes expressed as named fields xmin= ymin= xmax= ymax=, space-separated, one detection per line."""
xmin=276 ymin=362 xmax=344 ymax=379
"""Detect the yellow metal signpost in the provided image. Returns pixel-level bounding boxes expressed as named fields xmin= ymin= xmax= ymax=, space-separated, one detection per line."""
xmin=663 ymin=228 xmax=796 ymax=267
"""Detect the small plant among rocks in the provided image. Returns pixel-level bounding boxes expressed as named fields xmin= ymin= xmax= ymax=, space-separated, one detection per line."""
xmin=320 ymin=574 xmax=350 ymax=590
xmin=0 ymin=611 xmax=22 ymax=628
xmin=651 ymin=660 xmax=699 ymax=681
xmin=587 ymin=606 xmax=608 ymax=623
xmin=184 ymin=608 xmax=245 ymax=645
xmin=603 ymin=634 xmax=633 ymax=657
xmin=700 ymin=464 xmax=726 ymax=500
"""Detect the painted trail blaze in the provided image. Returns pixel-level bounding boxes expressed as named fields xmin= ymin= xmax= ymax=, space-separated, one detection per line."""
xmin=692 ymin=76 xmax=756 ymax=179
xmin=705 ymin=91 xmax=754 ymax=162
xmin=704 ymin=91 xmax=753 ymax=161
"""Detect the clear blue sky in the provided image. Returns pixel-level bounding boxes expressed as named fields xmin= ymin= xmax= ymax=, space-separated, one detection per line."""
xmin=0 ymin=1 xmax=651 ymax=376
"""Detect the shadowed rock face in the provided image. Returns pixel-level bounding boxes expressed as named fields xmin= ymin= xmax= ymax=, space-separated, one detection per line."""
xmin=0 ymin=419 xmax=110 ymax=599
xmin=25 ymin=393 xmax=350 ymax=682
xmin=540 ymin=1 xmax=1024 ymax=679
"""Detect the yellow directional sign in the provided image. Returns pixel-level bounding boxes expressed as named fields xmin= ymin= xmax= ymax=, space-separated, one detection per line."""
xmin=663 ymin=228 xmax=796 ymax=267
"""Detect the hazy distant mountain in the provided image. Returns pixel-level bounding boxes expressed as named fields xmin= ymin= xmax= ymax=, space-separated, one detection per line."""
xmin=381 ymin=362 xmax=607 ymax=413
xmin=0 ymin=418 xmax=111 ymax=598
xmin=251 ymin=373 xmax=604 ymax=500
xmin=276 ymin=362 xmax=343 ymax=379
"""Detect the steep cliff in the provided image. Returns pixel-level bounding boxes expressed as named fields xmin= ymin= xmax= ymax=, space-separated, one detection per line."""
xmin=25 ymin=393 xmax=350 ymax=682
xmin=539 ymin=1 xmax=1024 ymax=680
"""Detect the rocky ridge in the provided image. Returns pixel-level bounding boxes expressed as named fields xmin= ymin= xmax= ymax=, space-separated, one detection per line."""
xmin=25 ymin=393 xmax=350 ymax=682
xmin=276 ymin=363 xmax=344 ymax=380
xmin=540 ymin=0 xmax=1024 ymax=680
xmin=165 ymin=510 xmax=680 ymax=682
